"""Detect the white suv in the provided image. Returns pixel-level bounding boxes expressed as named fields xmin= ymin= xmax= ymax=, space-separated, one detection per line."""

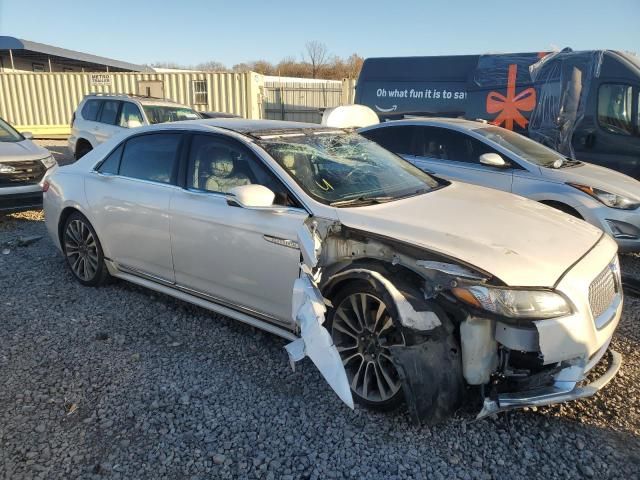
xmin=68 ymin=94 xmax=201 ymax=159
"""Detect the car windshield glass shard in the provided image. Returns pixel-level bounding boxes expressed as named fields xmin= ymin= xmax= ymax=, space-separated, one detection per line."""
xmin=142 ymin=105 xmax=200 ymax=124
xmin=259 ymin=131 xmax=439 ymax=206
xmin=0 ymin=118 xmax=23 ymax=142
xmin=474 ymin=126 xmax=567 ymax=168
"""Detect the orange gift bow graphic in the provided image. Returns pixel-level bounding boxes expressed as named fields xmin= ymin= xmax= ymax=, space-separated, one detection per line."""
xmin=486 ymin=64 xmax=536 ymax=130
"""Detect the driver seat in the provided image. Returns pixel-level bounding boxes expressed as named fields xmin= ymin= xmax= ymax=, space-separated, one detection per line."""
xmin=204 ymin=147 xmax=250 ymax=192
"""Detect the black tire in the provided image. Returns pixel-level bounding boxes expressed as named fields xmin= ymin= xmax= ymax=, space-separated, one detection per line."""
xmin=325 ymin=280 xmax=406 ymax=411
xmin=75 ymin=141 xmax=92 ymax=160
xmin=62 ymin=212 xmax=110 ymax=286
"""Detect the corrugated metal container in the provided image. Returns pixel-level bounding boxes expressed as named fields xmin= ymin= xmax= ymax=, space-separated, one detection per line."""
xmin=342 ymin=78 xmax=357 ymax=105
xmin=0 ymin=71 xmax=256 ymax=137
xmin=0 ymin=72 xmax=357 ymax=137
xmin=263 ymin=79 xmax=345 ymax=123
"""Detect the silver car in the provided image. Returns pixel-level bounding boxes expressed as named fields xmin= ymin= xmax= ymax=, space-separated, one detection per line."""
xmin=359 ymin=118 xmax=640 ymax=252
xmin=43 ymin=119 xmax=622 ymax=423
xmin=0 ymin=117 xmax=57 ymax=213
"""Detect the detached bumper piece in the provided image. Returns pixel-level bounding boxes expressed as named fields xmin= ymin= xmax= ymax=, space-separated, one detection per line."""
xmin=477 ymin=349 xmax=622 ymax=419
xmin=0 ymin=192 xmax=43 ymax=212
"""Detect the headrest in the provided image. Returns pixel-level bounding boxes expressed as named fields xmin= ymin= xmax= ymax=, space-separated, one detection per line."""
xmin=282 ymin=153 xmax=296 ymax=170
xmin=204 ymin=147 xmax=234 ymax=178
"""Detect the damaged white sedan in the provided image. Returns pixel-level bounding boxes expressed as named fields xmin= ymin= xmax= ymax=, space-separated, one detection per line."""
xmin=43 ymin=119 xmax=622 ymax=424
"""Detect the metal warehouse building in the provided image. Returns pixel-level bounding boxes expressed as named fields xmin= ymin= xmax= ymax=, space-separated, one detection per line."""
xmin=0 ymin=36 xmax=148 ymax=73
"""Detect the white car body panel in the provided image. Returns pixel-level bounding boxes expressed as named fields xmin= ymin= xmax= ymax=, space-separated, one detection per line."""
xmin=336 ymin=181 xmax=602 ymax=287
xmin=84 ymin=173 xmax=176 ymax=282
xmin=44 ymin=119 xmax=624 ymax=421
xmin=170 ymin=189 xmax=307 ymax=323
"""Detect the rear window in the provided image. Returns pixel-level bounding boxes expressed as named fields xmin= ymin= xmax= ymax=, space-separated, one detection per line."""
xmin=119 ymin=133 xmax=181 ymax=184
xmin=81 ymin=100 xmax=101 ymax=121
xmin=142 ymin=105 xmax=200 ymax=124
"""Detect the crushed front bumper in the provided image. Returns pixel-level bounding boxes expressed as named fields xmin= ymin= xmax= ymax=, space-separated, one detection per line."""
xmin=477 ymin=347 xmax=622 ymax=419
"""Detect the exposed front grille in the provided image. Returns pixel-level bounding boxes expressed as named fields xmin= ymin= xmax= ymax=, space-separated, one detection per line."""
xmin=0 ymin=160 xmax=46 ymax=187
xmin=589 ymin=263 xmax=618 ymax=320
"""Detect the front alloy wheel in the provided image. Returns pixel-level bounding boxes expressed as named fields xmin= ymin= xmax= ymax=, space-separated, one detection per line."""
xmin=330 ymin=287 xmax=406 ymax=408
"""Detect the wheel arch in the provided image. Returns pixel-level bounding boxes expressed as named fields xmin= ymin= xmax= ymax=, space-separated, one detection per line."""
xmin=57 ymin=205 xmax=102 ymax=254
xmin=539 ymin=199 xmax=584 ymax=219
xmin=321 ymin=258 xmax=425 ymax=303
xmin=75 ymin=137 xmax=94 ymax=158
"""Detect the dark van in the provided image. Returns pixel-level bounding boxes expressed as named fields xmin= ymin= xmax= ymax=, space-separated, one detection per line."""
xmin=355 ymin=49 xmax=640 ymax=178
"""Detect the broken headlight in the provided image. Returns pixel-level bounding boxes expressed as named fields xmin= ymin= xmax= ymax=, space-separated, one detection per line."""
xmin=451 ymin=286 xmax=571 ymax=320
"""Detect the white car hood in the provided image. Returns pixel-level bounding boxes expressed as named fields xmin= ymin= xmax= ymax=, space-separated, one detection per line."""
xmin=539 ymin=162 xmax=640 ymax=200
xmin=335 ymin=182 xmax=603 ymax=288
xmin=0 ymin=139 xmax=50 ymax=162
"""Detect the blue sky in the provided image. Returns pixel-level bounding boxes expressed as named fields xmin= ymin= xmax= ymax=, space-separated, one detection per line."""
xmin=0 ymin=0 xmax=638 ymax=67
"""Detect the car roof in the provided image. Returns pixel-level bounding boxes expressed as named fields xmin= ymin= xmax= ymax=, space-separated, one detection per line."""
xmin=192 ymin=118 xmax=324 ymax=133
xmin=84 ymin=94 xmax=188 ymax=108
xmin=367 ymin=117 xmax=491 ymax=132
xmin=113 ymin=118 xmax=340 ymax=140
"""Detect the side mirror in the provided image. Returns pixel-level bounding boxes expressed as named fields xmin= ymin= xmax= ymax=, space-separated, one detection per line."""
xmin=22 ymin=131 xmax=33 ymax=140
xmin=479 ymin=153 xmax=507 ymax=168
xmin=227 ymin=184 xmax=275 ymax=209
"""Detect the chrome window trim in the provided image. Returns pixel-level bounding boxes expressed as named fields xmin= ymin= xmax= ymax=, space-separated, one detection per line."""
xmin=91 ymin=170 xmax=185 ymax=190
xmin=181 ymin=187 xmax=308 ymax=214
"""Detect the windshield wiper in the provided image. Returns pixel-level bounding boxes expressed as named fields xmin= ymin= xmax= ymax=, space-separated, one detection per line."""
xmin=330 ymin=196 xmax=395 ymax=207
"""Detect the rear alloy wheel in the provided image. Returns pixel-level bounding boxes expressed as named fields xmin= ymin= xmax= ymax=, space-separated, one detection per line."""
xmin=63 ymin=212 xmax=109 ymax=286
xmin=328 ymin=284 xmax=406 ymax=409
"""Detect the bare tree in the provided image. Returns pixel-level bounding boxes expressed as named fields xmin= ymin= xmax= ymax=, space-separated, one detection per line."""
xmin=195 ymin=61 xmax=228 ymax=72
xmin=304 ymin=41 xmax=329 ymax=78
xmin=345 ymin=53 xmax=364 ymax=79
xmin=150 ymin=61 xmax=189 ymax=70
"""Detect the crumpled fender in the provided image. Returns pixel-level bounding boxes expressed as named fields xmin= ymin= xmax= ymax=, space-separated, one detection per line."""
xmin=284 ymin=221 xmax=354 ymax=409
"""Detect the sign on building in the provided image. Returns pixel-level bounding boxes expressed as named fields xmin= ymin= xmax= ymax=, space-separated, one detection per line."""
xmin=90 ymin=73 xmax=113 ymax=86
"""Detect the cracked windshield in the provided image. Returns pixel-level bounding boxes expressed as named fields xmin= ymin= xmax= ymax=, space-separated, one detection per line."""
xmin=260 ymin=131 xmax=440 ymax=206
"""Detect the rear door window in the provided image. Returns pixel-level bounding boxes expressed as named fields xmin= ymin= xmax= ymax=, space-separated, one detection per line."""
xmin=361 ymin=126 xmax=418 ymax=155
xmin=98 ymin=100 xmax=121 ymax=125
xmin=417 ymin=127 xmax=476 ymax=163
xmin=119 ymin=133 xmax=182 ymax=184
xmin=81 ymin=100 xmax=102 ymax=121
xmin=97 ymin=145 xmax=123 ymax=174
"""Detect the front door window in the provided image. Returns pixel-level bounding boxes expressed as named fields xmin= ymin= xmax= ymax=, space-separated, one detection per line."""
xmin=598 ymin=84 xmax=635 ymax=136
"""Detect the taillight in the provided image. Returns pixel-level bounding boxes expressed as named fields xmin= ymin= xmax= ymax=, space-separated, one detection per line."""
xmin=42 ymin=180 xmax=50 ymax=192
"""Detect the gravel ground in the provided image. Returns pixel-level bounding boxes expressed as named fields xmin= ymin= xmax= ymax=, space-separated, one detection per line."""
xmin=36 ymin=140 xmax=74 ymax=167
xmin=1 ymin=211 xmax=639 ymax=480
